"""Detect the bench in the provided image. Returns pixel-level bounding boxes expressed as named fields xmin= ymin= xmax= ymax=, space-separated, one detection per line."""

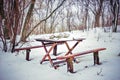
xmin=14 ymin=42 xmax=53 ymax=61
xmin=14 ymin=45 xmax=45 ymax=61
xmin=53 ymin=48 xmax=106 ymax=73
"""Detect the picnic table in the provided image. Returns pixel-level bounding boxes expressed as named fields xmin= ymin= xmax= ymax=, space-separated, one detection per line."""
xmin=14 ymin=38 xmax=106 ymax=73
xmin=36 ymin=38 xmax=85 ymax=66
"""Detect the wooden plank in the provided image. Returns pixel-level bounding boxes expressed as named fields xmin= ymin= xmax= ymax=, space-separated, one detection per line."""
xmin=56 ymin=48 xmax=106 ymax=60
xmin=14 ymin=45 xmax=46 ymax=51
xmin=14 ymin=44 xmax=53 ymax=52
xmin=36 ymin=38 xmax=85 ymax=42
xmin=53 ymin=60 xmax=66 ymax=69
xmin=53 ymin=60 xmax=66 ymax=65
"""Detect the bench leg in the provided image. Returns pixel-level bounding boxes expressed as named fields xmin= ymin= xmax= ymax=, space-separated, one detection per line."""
xmin=66 ymin=57 xmax=74 ymax=73
xmin=26 ymin=49 xmax=31 ymax=61
xmin=93 ymin=52 xmax=100 ymax=65
xmin=53 ymin=45 xmax=57 ymax=56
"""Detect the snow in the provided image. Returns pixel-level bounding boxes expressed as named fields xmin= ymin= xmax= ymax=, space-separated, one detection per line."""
xmin=0 ymin=28 xmax=120 ymax=80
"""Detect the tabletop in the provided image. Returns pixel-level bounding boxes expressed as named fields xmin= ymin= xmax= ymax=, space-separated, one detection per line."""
xmin=36 ymin=38 xmax=85 ymax=43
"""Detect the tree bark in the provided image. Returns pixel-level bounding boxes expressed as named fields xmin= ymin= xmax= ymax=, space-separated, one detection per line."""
xmin=20 ymin=0 xmax=36 ymax=42
xmin=111 ymin=0 xmax=119 ymax=32
xmin=11 ymin=0 xmax=20 ymax=52
xmin=94 ymin=0 xmax=103 ymax=28
xmin=83 ymin=0 xmax=89 ymax=31
xmin=0 ymin=0 xmax=7 ymax=52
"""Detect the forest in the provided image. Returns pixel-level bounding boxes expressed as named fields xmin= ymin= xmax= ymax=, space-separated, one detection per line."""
xmin=0 ymin=0 xmax=120 ymax=52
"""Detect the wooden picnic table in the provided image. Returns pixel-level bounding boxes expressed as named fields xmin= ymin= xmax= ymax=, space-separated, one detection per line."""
xmin=36 ymin=38 xmax=85 ymax=66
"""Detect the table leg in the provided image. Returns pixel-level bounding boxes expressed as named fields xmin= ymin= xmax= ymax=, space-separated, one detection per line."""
xmin=42 ymin=42 xmax=57 ymax=56
xmin=41 ymin=42 xmax=48 ymax=53
xmin=53 ymin=45 xmax=57 ymax=56
xmin=40 ymin=43 xmax=57 ymax=66
xmin=65 ymin=41 xmax=80 ymax=55
xmin=65 ymin=42 xmax=72 ymax=54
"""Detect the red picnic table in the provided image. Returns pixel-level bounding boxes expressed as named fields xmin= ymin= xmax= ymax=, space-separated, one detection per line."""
xmin=36 ymin=38 xmax=85 ymax=66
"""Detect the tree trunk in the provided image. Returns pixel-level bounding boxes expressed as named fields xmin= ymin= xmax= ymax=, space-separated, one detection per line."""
xmin=20 ymin=0 xmax=36 ymax=42
xmin=11 ymin=0 xmax=20 ymax=52
xmin=95 ymin=12 xmax=101 ymax=27
xmin=112 ymin=0 xmax=119 ymax=32
xmin=83 ymin=1 xmax=89 ymax=31
xmin=0 ymin=0 xmax=7 ymax=52
xmin=94 ymin=0 xmax=103 ymax=28
xmin=0 ymin=0 xmax=6 ymax=39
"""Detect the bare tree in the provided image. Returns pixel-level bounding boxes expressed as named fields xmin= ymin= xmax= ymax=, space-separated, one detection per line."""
xmin=43 ymin=0 xmax=50 ymax=34
xmin=23 ymin=0 xmax=66 ymax=40
xmin=0 ymin=0 xmax=7 ymax=52
xmin=110 ymin=0 xmax=119 ymax=32
xmin=0 ymin=0 xmax=29 ymax=52
xmin=66 ymin=9 xmax=72 ymax=32
xmin=90 ymin=0 xmax=104 ymax=28
xmin=76 ymin=0 xmax=84 ymax=30
xmin=21 ymin=0 xmax=36 ymax=42
xmin=83 ymin=0 xmax=90 ymax=31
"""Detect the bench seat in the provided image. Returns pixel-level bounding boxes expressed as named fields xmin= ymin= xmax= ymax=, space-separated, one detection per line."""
xmin=13 ymin=43 xmax=53 ymax=61
xmin=56 ymin=48 xmax=106 ymax=60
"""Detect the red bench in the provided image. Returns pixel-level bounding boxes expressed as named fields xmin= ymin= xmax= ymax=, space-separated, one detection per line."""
xmin=14 ymin=46 xmax=45 ymax=61
xmin=53 ymin=48 xmax=106 ymax=73
xmin=13 ymin=42 xmax=53 ymax=61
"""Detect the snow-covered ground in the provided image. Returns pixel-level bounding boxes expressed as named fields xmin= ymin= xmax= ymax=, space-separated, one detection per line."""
xmin=0 ymin=27 xmax=120 ymax=80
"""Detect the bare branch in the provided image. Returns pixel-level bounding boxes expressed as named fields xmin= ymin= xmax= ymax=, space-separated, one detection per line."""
xmin=25 ymin=0 xmax=66 ymax=39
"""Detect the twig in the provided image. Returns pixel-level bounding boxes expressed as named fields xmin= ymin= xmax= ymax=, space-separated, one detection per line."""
xmin=97 ymin=68 xmax=103 ymax=76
